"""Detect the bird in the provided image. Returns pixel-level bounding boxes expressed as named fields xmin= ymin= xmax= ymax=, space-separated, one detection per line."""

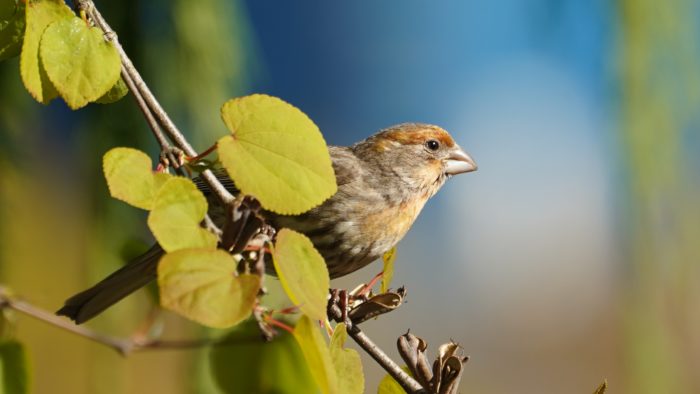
xmin=57 ymin=123 xmax=477 ymax=324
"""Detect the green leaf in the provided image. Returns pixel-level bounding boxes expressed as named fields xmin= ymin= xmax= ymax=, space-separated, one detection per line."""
xmin=381 ymin=247 xmax=397 ymax=294
xmin=0 ymin=340 xmax=29 ymax=394
xmin=329 ymin=323 xmax=364 ymax=394
xmin=20 ymin=0 xmax=74 ymax=104
xmin=40 ymin=16 xmax=121 ymax=109
xmin=103 ymin=147 xmax=172 ymax=210
xmin=210 ymin=320 xmax=318 ymax=393
xmin=95 ymin=77 xmax=128 ymax=104
xmin=293 ymin=315 xmax=337 ymax=394
xmin=158 ymin=249 xmax=260 ymax=328
xmin=272 ymin=229 xmax=330 ymax=322
xmin=0 ymin=0 xmax=25 ymax=61
xmin=147 ymin=177 xmax=218 ymax=252
xmin=217 ymin=94 xmax=337 ymax=215
xmin=377 ymin=366 xmax=412 ymax=394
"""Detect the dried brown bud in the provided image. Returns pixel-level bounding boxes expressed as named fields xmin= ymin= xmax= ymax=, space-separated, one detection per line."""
xmin=397 ymin=332 xmax=469 ymax=394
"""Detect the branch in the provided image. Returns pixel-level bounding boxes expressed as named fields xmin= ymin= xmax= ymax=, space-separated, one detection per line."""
xmin=119 ymin=63 xmax=186 ymax=180
xmin=352 ymin=327 xmax=427 ymax=394
xmin=0 ymin=287 xmax=259 ymax=356
xmin=328 ymin=305 xmax=427 ymax=393
xmin=119 ymin=65 xmax=170 ymax=154
xmin=2 ymin=286 xmax=425 ymax=390
xmin=77 ymin=0 xmax=235 ymax=206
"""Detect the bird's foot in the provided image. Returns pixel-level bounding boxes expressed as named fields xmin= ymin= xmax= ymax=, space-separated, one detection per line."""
xmin=328 ymin=288 xmax=353 ymax=330
xmin=158 ymin=146 xmax=185 ymax=171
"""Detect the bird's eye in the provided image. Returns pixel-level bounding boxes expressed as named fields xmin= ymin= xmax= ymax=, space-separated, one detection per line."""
xmin=425 ymin=139 xmax=440 ymax=151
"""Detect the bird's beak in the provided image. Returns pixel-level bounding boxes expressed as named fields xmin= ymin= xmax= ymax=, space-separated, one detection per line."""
xmin=444 ymin=147 xmax=477 ymax=175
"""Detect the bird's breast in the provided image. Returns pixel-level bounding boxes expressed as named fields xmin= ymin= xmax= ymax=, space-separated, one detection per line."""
xmin=359 ymin=196 xmax=428 ymax=251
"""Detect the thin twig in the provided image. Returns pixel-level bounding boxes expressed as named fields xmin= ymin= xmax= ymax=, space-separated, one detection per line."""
xmin=76 ymin=0 xmax=224 ymax=238
xmin=350 ymin=328 xmax=427 ymax=393
xmin=78 ymin=0 xmax=235 ymax=206
xmin=328 ymin=307 xmax=427 ymax=393
xmin=120 ymin=69 xmax=170 ymax=153
xmin=1 ymin=292 xmax=131 ymax=355
xmin=0 ymin=289 xmax=258 ymax=355
xmin=119 ymin=48 xmax=221 ymax=235
xmin=119 ymin=60 xmax=182 ymax=176
xmin=3 ymin=288 xmax=421 ymax=388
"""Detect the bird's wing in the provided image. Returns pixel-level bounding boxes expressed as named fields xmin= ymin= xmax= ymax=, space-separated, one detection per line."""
xmin=192 ymin=168 xmax=239 ymax=195
xmin=328 ymin=146 xmax=360 ymax=187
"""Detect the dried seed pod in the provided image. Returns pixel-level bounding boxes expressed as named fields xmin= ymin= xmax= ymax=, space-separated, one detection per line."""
xmin=348 ymin=290 xmax=404 ymax=324
xmin=397 ymin=332 xmax=469 ymax=394
xmin=397 ymin=332 xmax=433 ymax=389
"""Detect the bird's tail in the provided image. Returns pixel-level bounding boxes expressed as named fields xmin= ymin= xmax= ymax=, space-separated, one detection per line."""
xmin=56 ymin=244 xmax=163 ymax=324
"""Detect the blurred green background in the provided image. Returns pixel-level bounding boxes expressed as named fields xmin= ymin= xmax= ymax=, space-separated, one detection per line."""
xmin=1 ymin=0 xmax=699 ymax=393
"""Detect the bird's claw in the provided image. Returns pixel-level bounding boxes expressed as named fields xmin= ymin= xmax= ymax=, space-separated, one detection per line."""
xmin=158 ymin=147 xmax=185 ymax=170
xmin=327 ymin=288 xmax=353 ymax=330
xmin=339 ymin=289 xmax=352 ymax=330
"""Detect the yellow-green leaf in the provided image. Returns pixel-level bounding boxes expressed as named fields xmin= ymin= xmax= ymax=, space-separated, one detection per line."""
xmin=147 ymin=177 xmax=217 ymax=252
xmin=272 ymin=229 xmax=330 ymax=322
xmin=0 ymin=341 xmax=29 ymax=394
xmin=377 ymin=366 xmax=412 ymax=394
xmin=0 ymin=0 xmax=25 ymax=61
xmin=20 ymin=0 xmax=73 ymax=104
xmin=293 ymin=315 xmax=337 ymax=394
xmin=330 ymin=323 xmax=364 ymax=394
xmin=95 ymin=77 xmax=128 ymax=104
xmin=158 ymin=249 xmax=260 ymax=328
xmin=381 ymin=247 xmax=397 ymax=294
xmin=218 ymin=94 xmax=337 ymax=215
xmin=593 ymin=379 xmax=608 ymax=394
xmin=103 ymin=147 xmax=171 ymax=210
xmin=40 ymin=16 xmax=120 ymax=109
xmin=210 ymin=320 xmax=318 ymax=393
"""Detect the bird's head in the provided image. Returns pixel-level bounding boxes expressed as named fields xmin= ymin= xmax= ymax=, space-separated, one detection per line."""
xmin=354 ymin=123 xmax=477 ymax=198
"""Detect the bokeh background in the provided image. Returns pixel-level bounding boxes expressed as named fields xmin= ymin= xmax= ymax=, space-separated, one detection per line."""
xmin=2 ymin=0 xmax=700 ymax=393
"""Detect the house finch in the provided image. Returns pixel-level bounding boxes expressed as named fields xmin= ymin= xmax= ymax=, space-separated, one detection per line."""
xmin=58 ymin=123 xmax=477 ymax=323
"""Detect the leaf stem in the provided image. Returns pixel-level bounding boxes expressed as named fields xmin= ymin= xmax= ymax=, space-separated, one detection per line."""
xmin=185 ymin=142 xmax=218 ymax=163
